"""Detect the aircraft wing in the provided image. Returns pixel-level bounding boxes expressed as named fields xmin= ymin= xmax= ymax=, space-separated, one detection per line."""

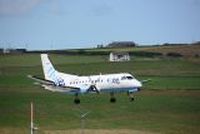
xmin=27 ymin=75 xmax=98 ymax=94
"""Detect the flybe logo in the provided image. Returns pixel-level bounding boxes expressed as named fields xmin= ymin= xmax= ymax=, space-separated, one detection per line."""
xmin=56 ymin=77 xmax=65 ymax=86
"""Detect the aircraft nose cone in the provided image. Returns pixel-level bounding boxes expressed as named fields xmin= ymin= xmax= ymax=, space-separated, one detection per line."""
xmin=137 ymin=81 xmax=142 ymax=87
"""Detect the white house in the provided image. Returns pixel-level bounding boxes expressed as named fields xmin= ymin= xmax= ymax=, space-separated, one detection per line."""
xmin=109 ymin=52 xmax=130 ymax=62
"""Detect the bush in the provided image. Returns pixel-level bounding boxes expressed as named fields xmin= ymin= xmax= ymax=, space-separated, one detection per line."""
xmin=194 ymin=54 xmax=199 ymax=58
xmin=166 ymin=52 xmax=182 ymax=58
xmin=130 ymin=51 xmax=163 ymax=57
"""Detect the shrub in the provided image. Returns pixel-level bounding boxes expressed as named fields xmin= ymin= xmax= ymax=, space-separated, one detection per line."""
xmin=166 ymin=52 xmax=182 ymax=57
xmin=130 ymin=51 xmax=163 ymax=57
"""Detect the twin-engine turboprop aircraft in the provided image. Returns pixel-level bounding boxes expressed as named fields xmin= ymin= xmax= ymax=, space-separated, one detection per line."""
xmin=28 ymin=54 xmax=145 ymax=104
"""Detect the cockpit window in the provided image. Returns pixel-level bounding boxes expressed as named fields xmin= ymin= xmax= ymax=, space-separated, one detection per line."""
xmin=121 ymin=76 xmax=134 ymax=80
xmin=126 ymin=76 xmax=133 ymax=80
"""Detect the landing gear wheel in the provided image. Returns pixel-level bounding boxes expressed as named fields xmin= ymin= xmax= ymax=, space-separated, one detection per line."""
xmin=74 ymin=93 xmax=80 ymax=104
xmin=127 ymin=92 xmax=134 ymax=102
xmin=74 ymin=98 xmax=80 ymax=104
xmin=110 ymin=97 xmax=116 ymax=103
xmin=130 ymin=97 xmax=134 ymax=102
xmin=110 ymin=92 xmax=116 ymax=103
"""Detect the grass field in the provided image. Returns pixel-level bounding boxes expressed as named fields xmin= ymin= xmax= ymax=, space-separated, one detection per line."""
xmin=0 ymin=53 xmax=200 ymax=134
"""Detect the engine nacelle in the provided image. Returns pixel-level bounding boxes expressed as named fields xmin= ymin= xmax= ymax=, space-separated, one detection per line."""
xmin=79 ymin=85 xmax=91 ymax=94
xmin=128 ymin=88 xmax=139 ymax=93
xmin=79 ymin=85 xmax=99 ymax=94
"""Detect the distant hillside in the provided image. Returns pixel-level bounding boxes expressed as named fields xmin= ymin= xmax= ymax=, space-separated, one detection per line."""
xmin=138 ymin=45 xmax=200 ymax=57
xmin=106 ymin=41 xmax=136 ymax=48
xmin=20 ymin=43 xmax=200 ymax=58
xmin=92 ymin=44 xmax=200 ymax=58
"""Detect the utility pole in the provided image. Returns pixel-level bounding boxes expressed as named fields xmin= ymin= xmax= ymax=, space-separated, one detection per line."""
xmin=31 ymin=102 xmax=33 ymax=134
xmin=30 ymin=102 xmax=38 ymax=134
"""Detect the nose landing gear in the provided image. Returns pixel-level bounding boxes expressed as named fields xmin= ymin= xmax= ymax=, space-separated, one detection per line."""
xmin=127 ymin=92 xmax=135 ymax=102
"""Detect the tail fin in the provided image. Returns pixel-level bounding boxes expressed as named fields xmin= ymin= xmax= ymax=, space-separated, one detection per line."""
xmin=41 ymin=54 xmax=58 ymax=82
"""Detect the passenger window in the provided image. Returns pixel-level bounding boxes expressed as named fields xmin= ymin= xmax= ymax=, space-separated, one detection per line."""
xmin=121 ymin=76 xmax=126 ymax=80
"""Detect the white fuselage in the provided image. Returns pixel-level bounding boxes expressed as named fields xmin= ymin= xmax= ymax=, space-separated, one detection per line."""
xmin=58 ymin=72 xmax=142 ymax=93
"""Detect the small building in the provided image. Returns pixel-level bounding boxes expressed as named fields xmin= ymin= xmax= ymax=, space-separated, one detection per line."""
xmin=3 ymin=48 xmax=26 ymax=54
xmin=109 ymin=52 xmax=130 ymax=62
xmin=3 ymin=48 xmax=11 ymax=54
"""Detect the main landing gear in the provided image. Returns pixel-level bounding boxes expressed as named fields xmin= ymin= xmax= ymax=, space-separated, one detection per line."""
xmin=109 ymin=92 xmax=135 ymax=103
xmin=74 ymin=92 xmax=135 ymax=104
xmin=110 ymin=92 xmax=116 ymax=103
xmin=74 ymin=93 xmax=80 ymax=104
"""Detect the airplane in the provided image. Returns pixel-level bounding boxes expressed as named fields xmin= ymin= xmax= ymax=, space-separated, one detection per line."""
xmin=28 ymin=54 xmax=146 ymax=104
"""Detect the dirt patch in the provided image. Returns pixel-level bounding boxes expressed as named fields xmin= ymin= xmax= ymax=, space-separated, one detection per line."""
xmin=0 ymin=128 xmax=159 ymax=134
xmin=44 ymin=129 xmax=159 ymax=134
xmin=0 ymin=128 xmax=28 ymax=134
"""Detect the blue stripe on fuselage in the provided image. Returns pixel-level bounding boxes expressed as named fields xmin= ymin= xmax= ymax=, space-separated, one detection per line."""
xmin=100 ymin=87 xmax=139 ymax=93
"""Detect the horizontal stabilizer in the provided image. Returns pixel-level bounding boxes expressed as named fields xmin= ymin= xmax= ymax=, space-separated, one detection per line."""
xmin=27 ymin=75 xmax=54 ymax=85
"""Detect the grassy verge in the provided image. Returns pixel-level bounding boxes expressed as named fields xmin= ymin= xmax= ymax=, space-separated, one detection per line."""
xmin=0 ymin=54 xmax=200 ymax=134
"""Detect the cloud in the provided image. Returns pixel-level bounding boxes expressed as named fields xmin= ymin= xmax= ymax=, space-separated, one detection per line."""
xmin=0 ymin=0 xmax=43 ymax=16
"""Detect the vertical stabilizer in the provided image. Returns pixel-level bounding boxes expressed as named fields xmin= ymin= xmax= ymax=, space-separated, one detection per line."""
xmin=41 ymin=54 xmax=58 ymax=82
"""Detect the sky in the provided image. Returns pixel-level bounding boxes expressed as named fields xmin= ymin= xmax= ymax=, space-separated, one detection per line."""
xmin=0 ymin=0 xmax=200 ymax=50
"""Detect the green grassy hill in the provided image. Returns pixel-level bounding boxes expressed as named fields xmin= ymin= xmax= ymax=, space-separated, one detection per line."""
xmin=0 ymin=53 xmax=200 ymax=134
xmin=83 ymin=44 xmax=200 ymax=57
